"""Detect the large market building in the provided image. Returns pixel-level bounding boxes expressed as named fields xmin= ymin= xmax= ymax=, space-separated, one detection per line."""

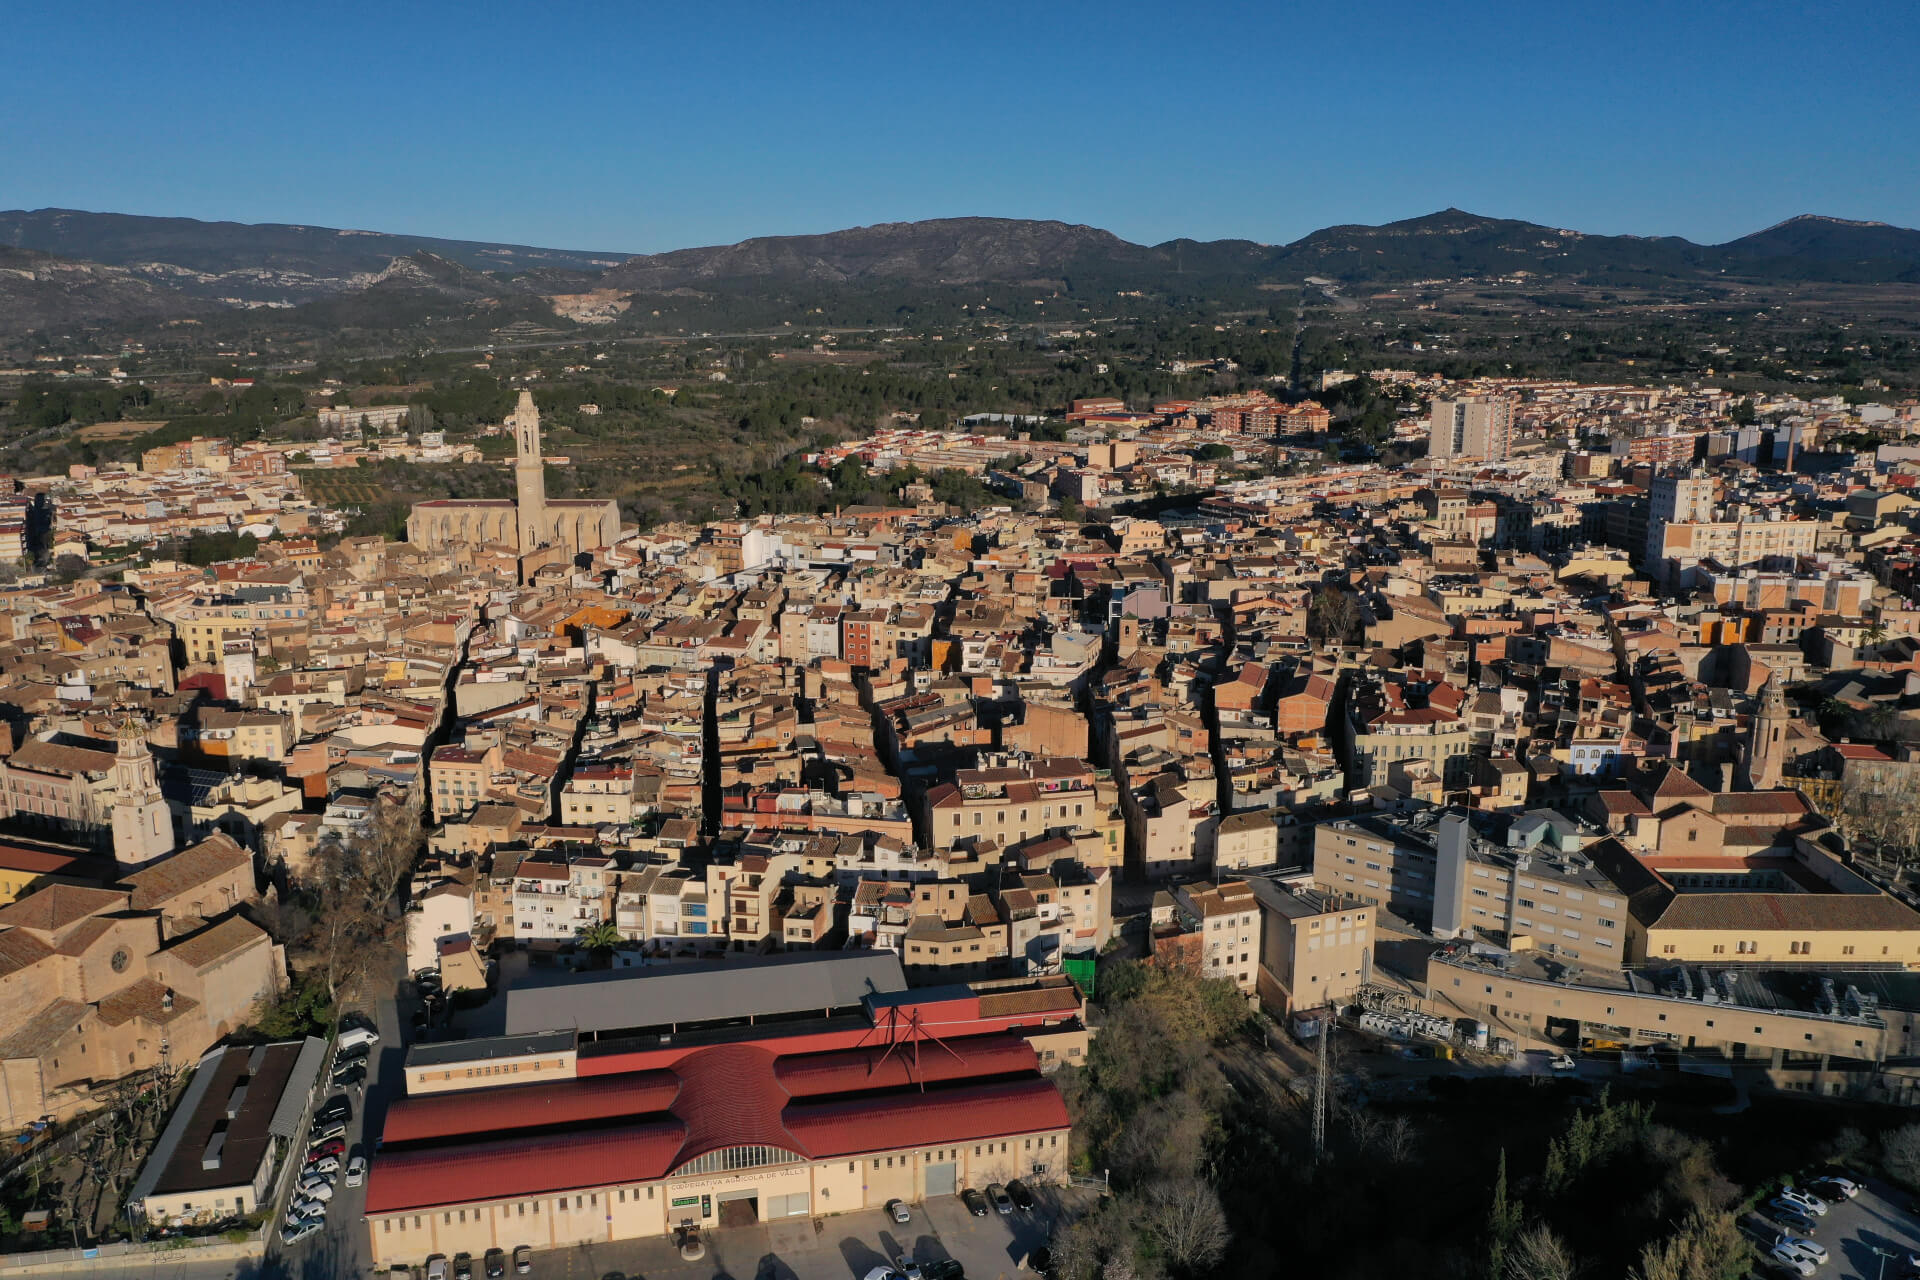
xmin=364 ymin=953 xmax=1083 ymax=1268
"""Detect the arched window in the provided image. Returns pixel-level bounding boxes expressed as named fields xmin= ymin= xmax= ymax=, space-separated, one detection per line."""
xmin=670 ymin=1145 xmax=803 ymax=1177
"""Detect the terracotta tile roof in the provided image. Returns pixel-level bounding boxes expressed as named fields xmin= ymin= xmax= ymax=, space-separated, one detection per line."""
xmin=163 ymin=915 xmax=268 ymax=969
xmin=0 ymin=998 xmax=87 ymax=1060
xmin=4 ymin=737 xmax=117 ymax=777
xmin=96 ymin=977 xmax=197 ymax=1027
xmin=0 ymin=928 xmax=54 ymax=980
xmin=52 ymin=915 xmax=117 ymax=957
xmin=123 ymin=833 xmax=251 ymax=910
xmin=1653 ymin=893 xmax=1920 ymax=933
xmin=0 ymin=884 xmax=129 ymax=934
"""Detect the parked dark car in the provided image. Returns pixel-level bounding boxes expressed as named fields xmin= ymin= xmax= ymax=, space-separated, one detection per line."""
xmin=484 ymin=1248 xmax=506 ymax=1278
xmin=961 ymin=1188 xmax=988 ymax=1217
xmin=988 ymin=1184 xmax=1013 ymax=1215
xmin=316 ymin=1095 xmax=352 ymax=1124
xmin=1007 ymin=1180 xmax=1035 ymax=1212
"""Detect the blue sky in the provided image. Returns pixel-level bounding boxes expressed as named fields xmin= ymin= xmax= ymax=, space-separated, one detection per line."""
xmin=3 ymin=0 xmax=1916 ymax=253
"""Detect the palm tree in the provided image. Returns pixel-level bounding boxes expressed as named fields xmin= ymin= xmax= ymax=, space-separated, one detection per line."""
xmin=1867 ymin=702 xmax=1901 ymax=742
xmin=575 ymin=921 xmax=623 ymax=966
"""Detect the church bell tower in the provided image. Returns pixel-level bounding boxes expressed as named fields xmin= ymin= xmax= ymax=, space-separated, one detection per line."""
xmin=511 ymin=390 xmax=549 ymax=553
xmin=111 ymin=717 xmax=173 ymax=870
xmin=1743 ymin=677 xmax=1790 ymax=792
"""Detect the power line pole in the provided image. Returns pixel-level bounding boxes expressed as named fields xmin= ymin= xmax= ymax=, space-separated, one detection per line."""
xmin=1311 ymin=1014 xmax=1329 ymax=1164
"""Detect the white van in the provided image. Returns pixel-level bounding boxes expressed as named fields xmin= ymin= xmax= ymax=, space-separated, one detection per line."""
xmin=336 ymin=1026 xmax=380 ymax=1053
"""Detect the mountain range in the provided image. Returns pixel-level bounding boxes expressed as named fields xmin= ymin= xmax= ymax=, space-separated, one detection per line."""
xmin=3 ymin=206 xmax=1919 ymax=339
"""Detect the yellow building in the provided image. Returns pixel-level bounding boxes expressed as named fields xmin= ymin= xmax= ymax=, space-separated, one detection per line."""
xmin=0 ymin=841 xmax=112 ymax=907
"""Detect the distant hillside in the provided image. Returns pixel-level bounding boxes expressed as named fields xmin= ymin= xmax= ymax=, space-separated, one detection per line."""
xmin=1718 ymin=215 xmax=1920 ymax=283
xmin=1264 ymin=209 xmax=1718 ymax=282
xmin=0 ymin=245 xmax=212 ymax=333
xmin=2 ymin=204 xmax=1919 ymax=341
xmin=0 ymin=208 xmax=631 ymax=302
xmin=597 ymin=217 xmax=1283 ymax=293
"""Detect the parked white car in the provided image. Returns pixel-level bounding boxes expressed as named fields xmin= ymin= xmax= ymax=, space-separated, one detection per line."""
xmin=1778 ymin=1188 xmax=1829 ymax=1216
xmin=1767 ymin=1246 xmax=1816 ymax=1278
xmin=346 ymin=1155 xmax=367 ymax=1188
xmin=1777 ymin=1235 xmax=1828 ymax=1266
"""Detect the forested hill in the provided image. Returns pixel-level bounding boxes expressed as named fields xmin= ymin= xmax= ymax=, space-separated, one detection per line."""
xmin=4 ymin=205 xmax=1920 ymax=342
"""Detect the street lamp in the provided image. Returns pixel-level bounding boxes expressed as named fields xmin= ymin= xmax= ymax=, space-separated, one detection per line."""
xmin=1872 ymin=1244 xmax=1894 ymax=1280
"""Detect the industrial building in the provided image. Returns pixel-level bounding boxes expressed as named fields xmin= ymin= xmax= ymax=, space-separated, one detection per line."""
xmin=364 ymin=953 xmax=1080 ymax=1268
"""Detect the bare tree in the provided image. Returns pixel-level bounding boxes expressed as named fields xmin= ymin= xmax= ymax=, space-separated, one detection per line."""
xmin=1140 ymin=1177 xmax=1230 ymax=1277
xmin=1883 ymin=1122 xmax=1920 ymax=1191
xmin=1837 ymin=761 xmax=1920 ymax=864
xmin=1381 ymin=1114 xmax=1417 ymax=1164
xmin=1306 ymin=586 xmax=1358 ymax=645
xmin=1505 ymin=1224 xmax=1576 ymax=1280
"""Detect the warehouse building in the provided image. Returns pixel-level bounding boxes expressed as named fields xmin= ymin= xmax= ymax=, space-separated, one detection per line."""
xmin=365 ymin=954 xmax=1079 ymax=1268
xmin=127 ymin=1037 xmax=325 ymax=1227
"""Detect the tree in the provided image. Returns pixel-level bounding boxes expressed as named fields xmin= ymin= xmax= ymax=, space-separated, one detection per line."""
xmin=249 ymin=972 xmax=334 ymax=1039
xmin=1306 ymin=585 xmax=1357 ymax=645
xmin=1883 ymin=1122 xmax=1920 ymax=1191
xmin=1139 ymin=1177 xmax=1230 ymax=1276
xmin=576 ymin=920 xmax=623 ymax=961
xmin=1628 ymin=1209 xmax=1747 ymax=1280
xmin=1487 ymin=1148 xmax=1522 ymax=1280
xmin=1505 ymin=1224 xmax=1576 ymax=1280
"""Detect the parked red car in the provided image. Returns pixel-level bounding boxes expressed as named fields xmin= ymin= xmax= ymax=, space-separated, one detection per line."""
xmin=307 ymin=1139 xmax=345 ymax=1161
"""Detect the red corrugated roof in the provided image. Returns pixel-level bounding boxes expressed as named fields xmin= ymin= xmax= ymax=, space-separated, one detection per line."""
xmin=775 ymin=1034 xmax=1036 ymax=1098
xmin=785 ymin=1077 xmax=1069 ymax=1158
xmin=368 ymin=1037 xmax=1067 ymax=1214
xmin=667 ymin=1043 xmax=797 ymax=1169
xmin=382 ymin=1070 xmax=680 ymax=1145
xmin=365 ymin=1121 xmax=687 ymax=1214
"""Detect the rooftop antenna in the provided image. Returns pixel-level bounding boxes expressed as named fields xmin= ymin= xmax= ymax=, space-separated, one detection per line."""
xmin=860 ymin=1003 xmax=965 ymax=1089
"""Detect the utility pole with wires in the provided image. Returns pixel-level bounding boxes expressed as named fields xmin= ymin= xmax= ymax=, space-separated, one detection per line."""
xmin=1311 ymin=1013 xmax=1329 ymax=1163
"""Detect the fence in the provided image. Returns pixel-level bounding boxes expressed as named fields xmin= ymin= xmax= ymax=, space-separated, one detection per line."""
xmin=0 ymin=1232 xmax=262 ymax=1276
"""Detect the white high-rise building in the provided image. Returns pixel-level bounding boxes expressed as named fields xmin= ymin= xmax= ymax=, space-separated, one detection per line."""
xmin=1428 ymin=397 xmax=1513 ymax=461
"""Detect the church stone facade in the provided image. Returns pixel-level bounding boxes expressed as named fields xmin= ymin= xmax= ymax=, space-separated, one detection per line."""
xmin=407 ymin=391 xmax=618 ymax=573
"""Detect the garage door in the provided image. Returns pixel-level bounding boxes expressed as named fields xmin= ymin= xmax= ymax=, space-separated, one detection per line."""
xmin=925 ymin=1162 xmax=957 ymax=1198
xmin=766 ymin=1192 xmax=810 ymax=1218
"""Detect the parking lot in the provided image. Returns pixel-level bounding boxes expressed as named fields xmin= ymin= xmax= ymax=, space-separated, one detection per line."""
xmin=509 ymin=1188 xmax=1078 ymax=1280
xmin=1753 ymin=1176 xmax=1920 ymax=1279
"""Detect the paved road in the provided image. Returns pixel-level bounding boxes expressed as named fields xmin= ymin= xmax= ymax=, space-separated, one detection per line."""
xmin=268 ymin=946 xmax=408 ymax=1279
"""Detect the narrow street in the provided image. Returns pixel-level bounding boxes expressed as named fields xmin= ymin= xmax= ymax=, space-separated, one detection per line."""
xmin=262 ymin=942 xmax=406 ymax=1279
